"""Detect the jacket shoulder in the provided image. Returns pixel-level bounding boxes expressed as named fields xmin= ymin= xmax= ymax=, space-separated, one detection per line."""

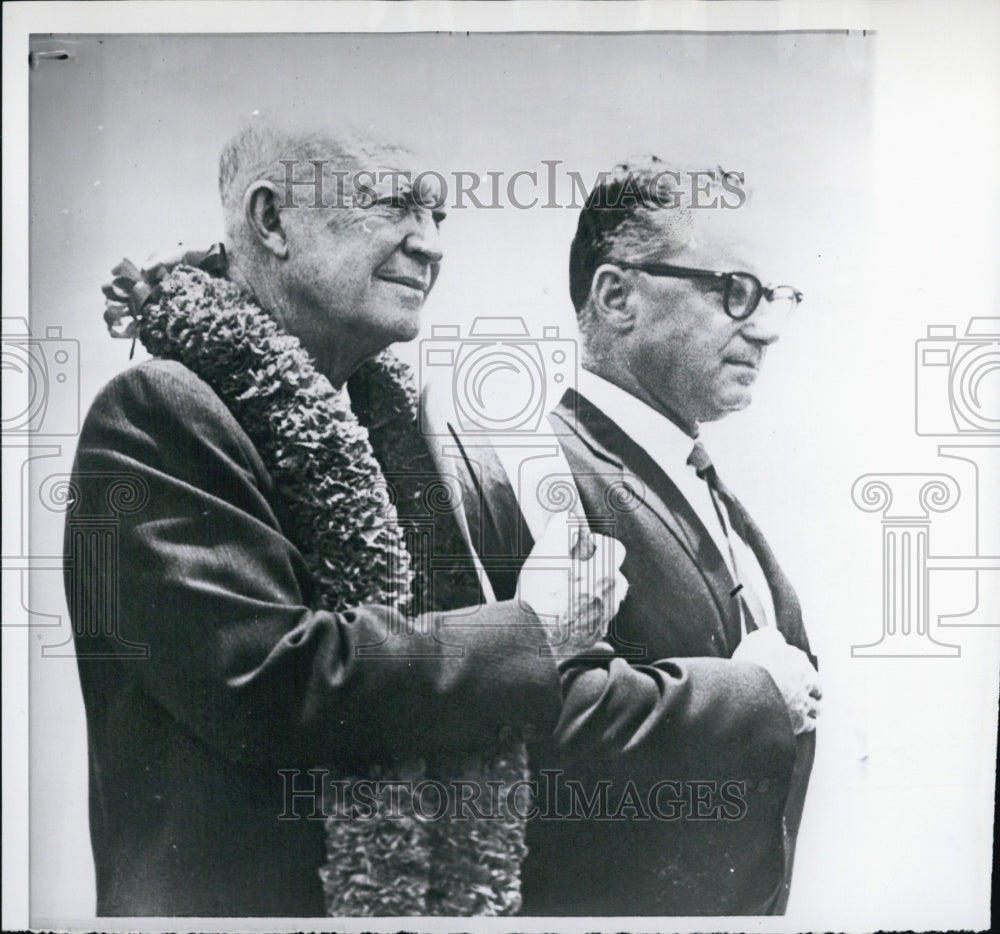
xmin=80 ymin=358 xmax=263 ymax=474
xmin=92 ymin=357 xmax=228 ymax=415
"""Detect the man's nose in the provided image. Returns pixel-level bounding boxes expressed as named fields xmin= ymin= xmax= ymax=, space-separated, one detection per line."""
xmin=739 ymin=303 xmax=784 ymax=345
xmin=403 ymin=213 xmax=443 ymax=265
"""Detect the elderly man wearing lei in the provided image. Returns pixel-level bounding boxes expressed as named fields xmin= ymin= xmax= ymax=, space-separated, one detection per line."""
xmin=70 ymin=120 xmax=627 ymax=918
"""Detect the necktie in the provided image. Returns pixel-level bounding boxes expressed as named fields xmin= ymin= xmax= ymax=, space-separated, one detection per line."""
xmin=687 ymin=441 xmax=767 ymax=633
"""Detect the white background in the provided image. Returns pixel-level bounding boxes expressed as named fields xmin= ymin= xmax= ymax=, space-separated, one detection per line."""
xmin=4 ymin=2 xmax=999 ymax=932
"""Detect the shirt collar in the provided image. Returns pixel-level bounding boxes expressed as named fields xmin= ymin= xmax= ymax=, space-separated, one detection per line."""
xmin=575 ymin=369 xmax=702 ymax=477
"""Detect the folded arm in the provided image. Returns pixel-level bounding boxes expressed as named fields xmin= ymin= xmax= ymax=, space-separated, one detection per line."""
xmin=553 ymin=643 xmax=798 ymax=783
xmin=67 ymin=361 xmax=560 ymax=770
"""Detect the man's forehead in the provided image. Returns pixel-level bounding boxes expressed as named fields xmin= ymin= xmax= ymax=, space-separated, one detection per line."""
xmin=315 ymin=132 xmax=419 ymax=182
xmin=642 ymin=207 xmax=766 ymax=276
xmin=367 ymin=151 xmax=419 ymax=181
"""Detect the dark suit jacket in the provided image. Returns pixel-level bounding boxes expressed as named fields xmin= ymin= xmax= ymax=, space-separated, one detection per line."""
xmin=456 ymin=389 xmax=816 ymax=916
xmin=65 ymin=359 xmax=562 ymax=917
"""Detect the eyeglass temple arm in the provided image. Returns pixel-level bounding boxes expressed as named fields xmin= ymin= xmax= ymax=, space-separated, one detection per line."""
xmin=616 ymin=262 xmax=728 ymax=281
xmin=763 ymin=284 xmax=804 ymax=302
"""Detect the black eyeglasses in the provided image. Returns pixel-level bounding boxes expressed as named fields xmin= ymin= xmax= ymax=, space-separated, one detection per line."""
xmin=615 ymin=262 xmax=803 ymax=321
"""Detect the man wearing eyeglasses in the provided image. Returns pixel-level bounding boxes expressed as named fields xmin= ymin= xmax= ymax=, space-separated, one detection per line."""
xmin=462 ymin=157 xmax=821 ymax=916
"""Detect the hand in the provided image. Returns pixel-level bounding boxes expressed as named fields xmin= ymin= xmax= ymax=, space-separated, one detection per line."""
xmin=732 ymin=627 xmax=822 ymax=735
xmin=516 ymin=522 xmax=628 ymax=653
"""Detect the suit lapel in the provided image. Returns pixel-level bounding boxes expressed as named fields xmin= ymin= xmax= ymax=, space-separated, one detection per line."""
xmin=420 ymin=383 xmax=530 ymax=603
xmin=552 ymin=390 xmax=743 ymax=654
xmin=444 ymin=425 xmax=532 ymax=602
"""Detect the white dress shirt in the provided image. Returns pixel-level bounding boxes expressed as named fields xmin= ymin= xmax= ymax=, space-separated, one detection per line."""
xmin=575 ymin=370 xmax=777 ymax=632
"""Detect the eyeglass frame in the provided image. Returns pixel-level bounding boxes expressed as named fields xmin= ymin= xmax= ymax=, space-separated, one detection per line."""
xmin=613 ymin=261 xmax=804 ymax=321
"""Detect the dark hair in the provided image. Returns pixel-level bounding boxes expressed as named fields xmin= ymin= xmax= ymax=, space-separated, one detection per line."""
xmin=568 ymin=155 xmax=688 ymax=313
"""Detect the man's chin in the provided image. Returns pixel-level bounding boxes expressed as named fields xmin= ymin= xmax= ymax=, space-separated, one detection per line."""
xmin=390 ymin=316 xmax=423 ymax=344
xmin=376 ymin=305 xmax=424 ymax=345
xmin=702 ymin=392 xmax=753 ymax=421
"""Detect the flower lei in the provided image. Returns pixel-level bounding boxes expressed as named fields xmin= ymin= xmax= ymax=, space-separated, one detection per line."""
xmin=102 ymin=245 xmax=529 ymax=916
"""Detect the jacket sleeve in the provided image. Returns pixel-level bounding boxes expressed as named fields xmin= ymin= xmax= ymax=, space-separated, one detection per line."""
xmin=440 ymin=416 xmax=798 ymax=786
xmin=551 ymin=645 xmax=797 ymax=784
xmin=65 ymin=361 xmax=560 ymax=770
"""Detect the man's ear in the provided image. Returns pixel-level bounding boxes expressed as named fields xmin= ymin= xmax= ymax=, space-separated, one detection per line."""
xmin=243 ymin=181 xmax=289 ymax=259
xmin=590 ymin=264 xmax=635 ymax=331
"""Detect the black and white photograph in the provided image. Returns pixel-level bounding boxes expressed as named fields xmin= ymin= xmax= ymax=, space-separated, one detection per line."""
xmin=3 ymin=2 xmax=999 ymax=931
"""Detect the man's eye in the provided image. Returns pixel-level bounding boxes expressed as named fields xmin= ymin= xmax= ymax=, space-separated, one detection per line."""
xmin=691 ymin=276 xmax=723 ymax=295
xmin=376 ymin=195 xmax=408 ymax=211
xmin=374 ymin=194 xmax=444 ymax=228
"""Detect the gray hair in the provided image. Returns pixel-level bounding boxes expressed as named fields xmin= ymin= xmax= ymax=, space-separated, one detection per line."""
xmin=218 ymin=120 xmax=412 ymax=250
